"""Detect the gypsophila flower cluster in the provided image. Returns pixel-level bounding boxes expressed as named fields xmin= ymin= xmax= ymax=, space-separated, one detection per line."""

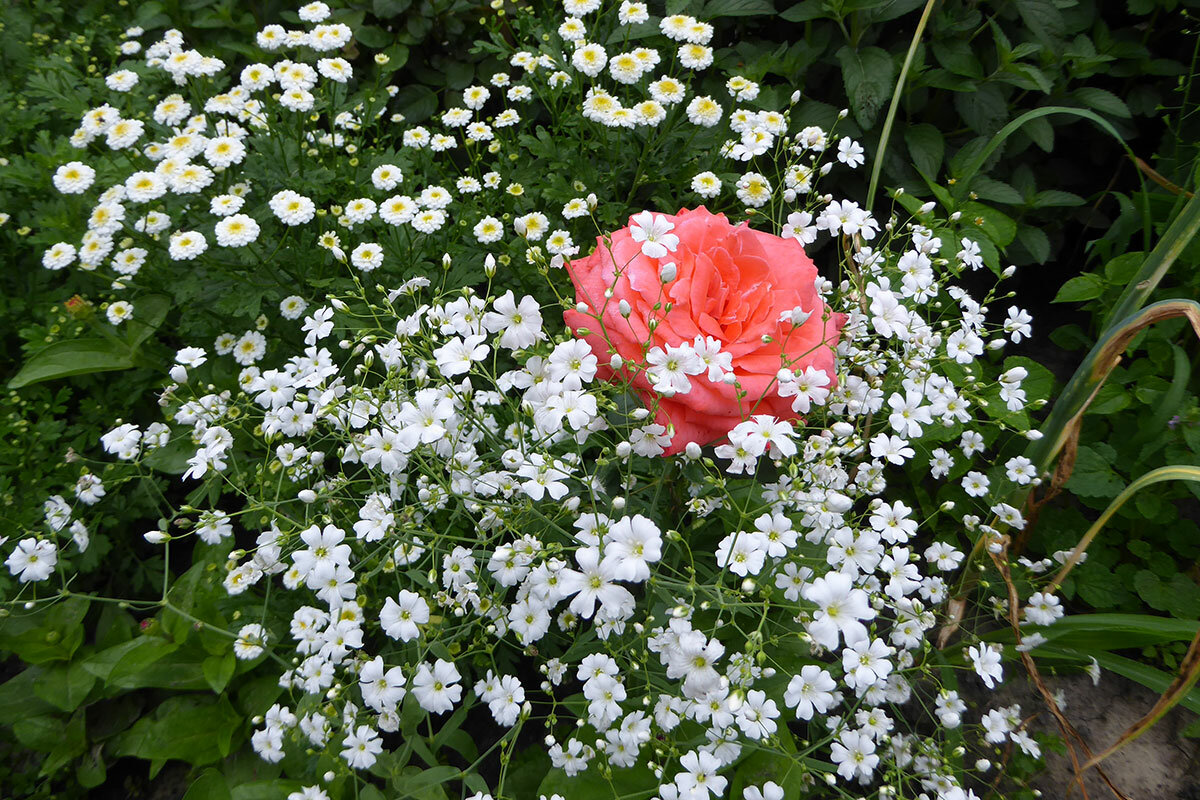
xmin=7 ymin=2 xmax=1074 ymax=798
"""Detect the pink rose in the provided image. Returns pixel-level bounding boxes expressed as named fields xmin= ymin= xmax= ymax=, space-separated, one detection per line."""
xmin=563 ymin=206 xmax=845 ymax=456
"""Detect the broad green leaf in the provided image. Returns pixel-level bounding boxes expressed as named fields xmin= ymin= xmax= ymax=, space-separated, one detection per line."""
xmin=701 ymin=0 xmax=774 ymax=16
xmin=971 ymin=176 xmax=1024 ymax=205
xmin=111 ymin=695 xmax=241 ymax=765
xmin=866 ymin=0 xmax=926 ymax=22
xmin=836 ymin=45 xmax=894 ymax=130
xmin=356 ymin=24 xmax=392 ymax=48
xmin=961 ymin=201 xmax=1017 ymax=247
xmin=76 ymin=746 xmax=106 ymax=788
xmin=203 ymin=649 xmax=237 ymax=694
xmin=8 ymin=338 xmax=135 ymax=389
xmin=1015 ymin=0 xmax=1064 ymax=43
xmin=953 ymin=83 xmax=1008 ymax=135
xmin=1033 ymin=189 xmax=1086 ymax=207
xmin=0 ymin=667 xmax=58 ymax=719
xmin=393 ymin=85 xmax=438 ymax=122
xmin=905 ymin=123 xmax=944 ymax=178
xmin=0 ymin=596 xmax=90 ymax=664
xmin=538 ymin=764 xmax=658 ymax=800
xmin=232 ymin=781 xmax=307 ymax=800
xmin=392 ymin=766 xmax=461 ymax=797
xmin=373 ymin=0 xmax=412 ymax=15
xmin=1073 ymin=86 xmax=1132 ymax=118
xmin=986 ymin=614 xmax=1200 ymax=652
xmin=124 ymin=293 xmax=171 ymax=349
xmin=183 ymin=769 xmax=233 ymax=800
xmin=780 ymin=1 xmax=830 ymax=21
xmin=32 ymin=661 xmax=97 ymax=712
xmin=1016 ymin=225 xmax=1051 ymax=263
xmin=1052 ymin=273 xmax=1105 ymax=303
xmin=932 ymin=38 xmax=983 ymax=78
xmin=1104 ymin=251 xmax=1146 ymax=283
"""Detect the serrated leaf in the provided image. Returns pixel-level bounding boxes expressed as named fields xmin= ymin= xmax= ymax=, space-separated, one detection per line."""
xmin=954 ymin=83 xmax=1009 ymax=134
xmin=1073 ymin=86 xmax=1132 ymax=118
xmin=1015 ymin=0 xmax=1064 ymax=43
xmin=836 ymin=45 xmax=894 ymax=130
xmin=1017 ymin=225 xmax=1051 ymax=262
xmin=8 ymin=338 xmax=136 ymax=389
xmin=1034 ymin=189 xmax=1086 ymax=207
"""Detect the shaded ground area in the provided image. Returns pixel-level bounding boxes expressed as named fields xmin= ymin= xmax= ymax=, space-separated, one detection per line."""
xmin=995 ymin=671 xmax=1200 ymax=799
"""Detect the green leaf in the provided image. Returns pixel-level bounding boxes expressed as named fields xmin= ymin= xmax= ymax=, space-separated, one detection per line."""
xmin=932 ymin=38 xmax=983 ymax=78
xmin=836 ymin=46 xmax=894 ymax=130
xmin=32 ymin=661 xmax=97 ymax=712
xmin=538 ymin=764 xmax=658 ymax=800
xmin=1033 ymin=189 xmax=1086 ymax=207
xmin=373 ymin=0 xmax=412 ymax=15
xmin=971 ymin=176 xmax=1025 ymax=205
xmin=8 ymin=338 xmax=135 ymax=389
xmin=961 ymin=201 xmax=1017 ymax=247
xmin=1015 ymin=0 xmax=1064 ymax=44
xmin=1104 ymin=252 xmax=1146 ymax=283
xmin=954 ymin=83 xmax=1008 ymax=134
xmin=1016 ymin=225 xmax=1051 ymax=262
xmin=1073 ymin=86 xmax=1132 ymax=118
xmin=1052 ymin=273 xmax=1105 ymax=303
xmin=232 ymin=782 xmax=307 ymax=800
xmin=0 ymin=596 xmax=90 ymax=664
xmin=780 ymin=1 xmax=830 ymax=21
xmin=183 ymin=768 xmax=233 ymax=800
xmin=203 ymin=649 xmax=237 ymax=693
xmin=111 ymin=695 xmax=241 ymax=766
xmin=76 ymin=747 xmax=106 ymax=788
xmin=0 ymin=668 xmax=58 ymax=720
xmin=392 ymin=766 xmax=461 ymax=797
xmin=701 ymin=0 xmax=774 ymax=16
xmin=905 ymin=123 xmax=944 ymax=177
xmin=865 ymin=0 xmax=926 ymax=22
xmin=356 ymin=25 xmax=392 ymax=48
xmin=985 ymin=613 xmax=1199 ymax=652
xmin=124 ymin=293 xmax=171 ymax=349
xmin=1064 ymin=444 xmax=1126 ymax=497
xmin=394 ymin=85 xmax=438 ymax=123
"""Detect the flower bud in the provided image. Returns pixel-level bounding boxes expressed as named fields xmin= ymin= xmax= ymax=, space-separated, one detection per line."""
xmin=615 ymin=441 xmax=632 ymax=458
xmin=144 ymin=531 xmax=169 ymax=544
xmin=1001 ymin=264 xmax=1017 ymax=278
xmin=790 ymin=89 xmax=801 ymax=104
xmin=918 ymin=201 xmax=936 ymax=214
xmin=610 ymin=354 xmax=623 ymax=370
xmin=611 ymin=495 xmax=626 ymax=510
xmin=659 ymin=262 xmax=677 ymax=282
xmin=575 ymin=301 xmax=589 ymax=313
xmin=442 ymin=253 xmax=452 ymax=270
xmin=169 ymin=365 xmax=188 ymax=383
xmin=586 ymin=192 xmax=598 ymax=210
xmin=684 ymin=441 xmax=702 ymax=460
xmin=484 ymin=254 xmax=497 ymax=277
xmin=618 ymin=299 xmax=632 ymax=317
xmin=838 ymin=108 xmax=849 ymax=119
xmin=298 ymin=489 xmax=317 ymax=503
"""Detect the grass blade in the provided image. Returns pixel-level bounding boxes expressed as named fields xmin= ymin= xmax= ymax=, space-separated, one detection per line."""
xmin=866 ymin=0 xmax=937 ymax=211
